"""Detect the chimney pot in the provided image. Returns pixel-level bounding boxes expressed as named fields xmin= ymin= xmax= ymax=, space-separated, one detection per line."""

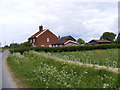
xmin=39 ymin=25 xmax=43 ymax=32
xmin=58 ymin=35 xmax=60 ymax=39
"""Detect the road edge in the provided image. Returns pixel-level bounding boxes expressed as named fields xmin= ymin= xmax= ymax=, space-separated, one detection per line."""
xmin=2 ymin=51 xmax=18 ymax=88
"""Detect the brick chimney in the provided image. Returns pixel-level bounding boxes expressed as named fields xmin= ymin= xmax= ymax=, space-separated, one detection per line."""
xmin=39 ymin=25 xmax=43 ymax=32
xmin=58 ymin=35 xmax=60 ymax=39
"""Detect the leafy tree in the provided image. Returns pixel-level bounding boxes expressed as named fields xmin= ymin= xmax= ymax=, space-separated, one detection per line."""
xmin=77 ymin=38 xmax=85 ymax=44
xmin=20 ymin=41 xmax=32 ymax=47
xmin=100 ymin=32 xmax=116 ymax=41
xmin=115 ymin=33 xmax=120 ymax=44
xmin=4 ymin=45 xmax=9 ymax=48
xmin=10 ymin=43 xmax=19 ymax=48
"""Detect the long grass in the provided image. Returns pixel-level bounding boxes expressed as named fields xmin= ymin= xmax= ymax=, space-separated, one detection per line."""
xmin=48 ymin=49 xmax=119 ymax=68
xmin=7 ymin=51 xmax=119 ymax=88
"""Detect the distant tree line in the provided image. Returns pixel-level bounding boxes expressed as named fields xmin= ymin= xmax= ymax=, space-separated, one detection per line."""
xmin=4 ymin=41 xmax=32 ymax=48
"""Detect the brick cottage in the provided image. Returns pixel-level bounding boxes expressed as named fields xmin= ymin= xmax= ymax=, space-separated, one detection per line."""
xmin=28 ymin=25 xmax=79 ymax=47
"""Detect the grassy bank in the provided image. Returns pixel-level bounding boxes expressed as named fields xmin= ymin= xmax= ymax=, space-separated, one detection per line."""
xmin=48 ymin=49 xmax=119 ymax=68
xmin=7 ymin=51 xmax=119 ymax=88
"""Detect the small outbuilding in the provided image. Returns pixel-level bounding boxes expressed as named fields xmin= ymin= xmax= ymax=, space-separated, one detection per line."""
xmin=88 ymin=39 xmax=111 ymax=45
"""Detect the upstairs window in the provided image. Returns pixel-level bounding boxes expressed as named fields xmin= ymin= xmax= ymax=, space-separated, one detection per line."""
xmin=30 ymin=39 xmax=32 ymax=43
xmin=47 ymin=38 xmax=50 ymax=42
xmin=33 ymin=39 xmax=35 ymax=43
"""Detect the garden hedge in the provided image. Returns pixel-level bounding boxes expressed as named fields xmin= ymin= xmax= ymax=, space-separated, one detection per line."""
xmin=9 ymin=44 xmax=120 ymax=54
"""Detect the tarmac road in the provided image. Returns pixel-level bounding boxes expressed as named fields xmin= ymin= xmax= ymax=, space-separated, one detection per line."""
xmin=1 ymin=50 xmax=17 ymax=89
xmin=0 ymin=52 xmax=2 ymax=89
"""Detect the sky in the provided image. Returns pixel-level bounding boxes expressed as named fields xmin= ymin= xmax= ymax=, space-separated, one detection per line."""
xmin=0 ymin=0 xmax=118 ymax=46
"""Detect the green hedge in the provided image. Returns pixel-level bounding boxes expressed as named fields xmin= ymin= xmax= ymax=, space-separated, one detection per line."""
xmin=9 ymin=44 xmax=120 ymax=54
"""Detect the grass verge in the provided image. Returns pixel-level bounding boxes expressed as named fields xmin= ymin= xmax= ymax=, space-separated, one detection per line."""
xmin=48 ymin=49 xmax=119 ymax=68
xmin=7 ymin=51 xmax=119 ymax=88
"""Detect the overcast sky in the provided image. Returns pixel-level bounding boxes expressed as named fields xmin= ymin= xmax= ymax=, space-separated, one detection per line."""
xmin=0 ymin=0 xmax=118 ymax=46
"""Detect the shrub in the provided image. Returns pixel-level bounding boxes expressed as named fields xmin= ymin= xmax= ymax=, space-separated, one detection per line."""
xmin=9 ymin=44 xmax=120 ymax=54
xmin=19 ymin=41 xmax=32 ymax=47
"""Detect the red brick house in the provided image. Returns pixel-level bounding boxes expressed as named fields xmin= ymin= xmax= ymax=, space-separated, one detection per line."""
xmin=28 ymin=25 xmax=58 ymax=47
xmin=88 ymin=39 xmax=111 ymax=45
xmin=28 ymin=25 xmax=79 ymax=47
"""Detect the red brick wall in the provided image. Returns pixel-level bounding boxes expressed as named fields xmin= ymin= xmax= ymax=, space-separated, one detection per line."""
xmin=35 ymin=30 xmax=58 ymax=47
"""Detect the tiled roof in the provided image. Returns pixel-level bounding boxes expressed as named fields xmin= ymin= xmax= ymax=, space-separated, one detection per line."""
xmin=57 ymin=36 xmax=76 ymax=41
xmin=94 ymin=40 xmax=111 ymax=43
xmin=57 ymin=36 xmax=70 ymax=41
xmin=29 ymin=29 xmax=46 ymax=39
xmin=52 ymin=36 xmax=76 ymax=45
xmin=29 ymin=31 xmax=42 ymax=39
xmin=89 ymin=39 xmax=111 ymax=43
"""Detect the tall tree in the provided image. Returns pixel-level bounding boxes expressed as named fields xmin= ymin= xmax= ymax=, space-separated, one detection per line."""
xmin=4 ymin=45 xmax=9 ymax=48
xmin=77 ymin=38 xmax=85 ymax=44
xmin=100 ymin=32 xmax=116 ymax=41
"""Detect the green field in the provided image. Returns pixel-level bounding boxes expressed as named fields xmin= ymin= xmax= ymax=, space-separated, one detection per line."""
xmin=7 ymin=49 xmax=119 ymax=88
xmin=47 ymin=49 xmax=119 ymax=68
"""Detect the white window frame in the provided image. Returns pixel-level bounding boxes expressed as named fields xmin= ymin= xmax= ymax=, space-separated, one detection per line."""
xmin=60 ymin=45 xmax=63 ymax=47
xmin=41 ymin=45 xmax=45 ymax=47
xmin=30 ymin=39 xmax=32 ymax=43
xmin=49 ymin=45 xmax=52 ymax=47
xmin=47 ymin=38 xmax=50 ymax=42
xmin=33 ymin=39 xmax=35 ymax=43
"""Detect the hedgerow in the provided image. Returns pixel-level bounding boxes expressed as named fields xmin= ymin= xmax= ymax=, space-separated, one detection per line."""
xmin=9 ymin=44 xmax=120 ymax=54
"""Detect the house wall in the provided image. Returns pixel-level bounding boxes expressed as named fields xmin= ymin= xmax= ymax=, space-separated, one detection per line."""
xmin=64 ymin=42 xmax=78 ymax=46
xmin=35 ymin=30 xmax=58 ymax=47
xmin=99 ymin=42 xmax=111 ymax=44
xmin=52 ymin=44 xmax=64 ymax=47
xmin=28 ymin=38 xmax=36 ymax=47
xmin=91 ymin=41 xmax=99 ymax=45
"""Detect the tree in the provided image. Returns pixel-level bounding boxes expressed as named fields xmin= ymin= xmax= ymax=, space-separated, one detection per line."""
xmin=4 ymin=45 xmax=9 ymax=48
xmin=115 ymin=33 xmax=120 ymax=44
xmin=100 ymin=32 xmax=116 ymax=41
xmin=20 ymin=41 xmax=32 ymax=47
xmin=10 ymin=43 xmax=19 ymax=48
xmin=77 ymin=38 xmax=85 ymax=44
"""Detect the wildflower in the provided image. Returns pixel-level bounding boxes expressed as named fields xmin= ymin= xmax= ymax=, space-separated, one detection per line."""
xmin=84 ymin=71 xmax=88 ymax=74
xmin=103 ymin=83 xmax=109 ymax=88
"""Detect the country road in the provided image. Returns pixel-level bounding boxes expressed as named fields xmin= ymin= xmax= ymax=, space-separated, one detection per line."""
xmin=0 ymin=50 xmax=17 ymax=89
xmin=0 ymin=51 xmax=2 ymax=89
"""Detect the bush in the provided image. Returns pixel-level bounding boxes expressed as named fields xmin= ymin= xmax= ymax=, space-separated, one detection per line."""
xmin=9 ymin=44 xmax=120 ymax=54
xmin=10 ymin=43 xmax=19 ymax=48
xmin=20 ymin=41 xmax=32 ymax=47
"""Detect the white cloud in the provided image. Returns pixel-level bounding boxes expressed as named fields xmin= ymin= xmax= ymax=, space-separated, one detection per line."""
xmin=0 ymin=0 xmax=118 ymax=46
